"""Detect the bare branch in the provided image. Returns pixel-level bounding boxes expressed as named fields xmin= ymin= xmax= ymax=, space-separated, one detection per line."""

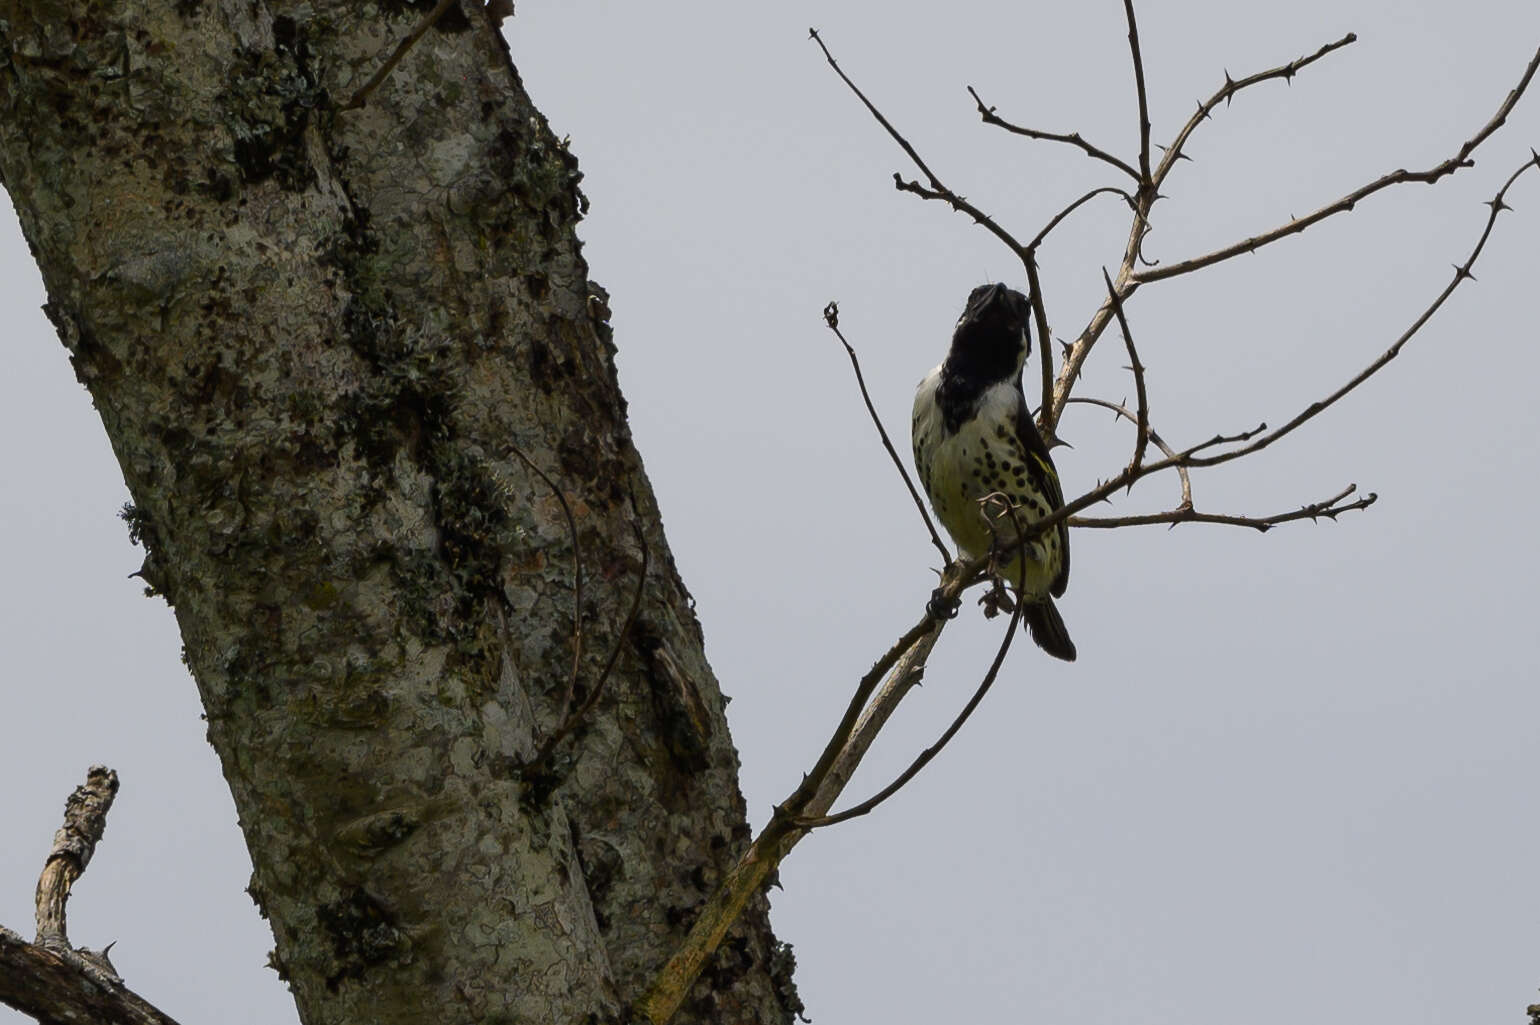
xmin=823 ymin=303 xmax=951 ymax=563
xmin=797 ymin=501 xmax=1031 ymax=830
xmin=1121 ymin=0 xmax=1154 ymax=186
xmin=1101 ymin=268 xmax=1149 ymax=480
xmin=966 ymin=85 xmax=1140 ymax=181
xmin=1050 ymin=32 xmax=1360 ymax=424
xmin=1026 ymin=186 xmax=1134 ymax=252
xmin=1022 ymin=255 xmax=1057 ymax=436
xmin=1071 ymin=483 xmax=1376 ymax=531
xmin=810 ymin=29 xmax=1031 ymax=258
xmin=1031 ymin=422 xmax=1270 ymax=540
xmin=1136 ymin=41 xmax=1540 ymax=282
xmin=1184 ymin=155 xmax=1538 ymax=469
xmin=1151 ymin=33 xmax=1359 ymax=191
xmin=1064 ymin=396 xmax=1192 ymax=511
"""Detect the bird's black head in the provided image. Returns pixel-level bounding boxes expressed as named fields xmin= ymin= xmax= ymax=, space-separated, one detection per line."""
xmin=947 ymin=283 xmax=1030 ymax=384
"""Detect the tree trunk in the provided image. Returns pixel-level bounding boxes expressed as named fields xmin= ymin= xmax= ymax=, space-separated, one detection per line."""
xmin=0 ymin=1 xmax=797 ymax=1022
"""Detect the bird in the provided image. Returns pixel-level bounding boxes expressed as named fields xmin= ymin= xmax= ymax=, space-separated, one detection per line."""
xmin=911 ymin=283 xmax=1075 ymax=661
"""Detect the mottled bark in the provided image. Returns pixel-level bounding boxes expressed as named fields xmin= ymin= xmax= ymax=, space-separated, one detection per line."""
xmin=0 ymin=2 xmax=797 ymax=1022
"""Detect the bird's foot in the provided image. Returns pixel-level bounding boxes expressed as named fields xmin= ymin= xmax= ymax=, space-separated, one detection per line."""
xmin=927 ymin=588 xmax=961 ymax=621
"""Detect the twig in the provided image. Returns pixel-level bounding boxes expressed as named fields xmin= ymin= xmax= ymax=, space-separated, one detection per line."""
xmin=1183 ymin=155 xmax=1538 ymax=469
xmin=1026 ymin=186 xmax=1134 ymax=252
xmin=1028 ymin=422 xmax=1270 ymax=540
xmin=1101 ymin=268 xmax=1148 ymax=480
xmin=1121 ymin=0 xmax=1154 ymax=187
xmin=343 ymin=0 xmax=457 ymax=110
xmin=1070 ymin=483 xmax=1376 ymax=531
xmin=504 ymin=442 xmax=585 ymax=734
xmin=966 ymin=85 xmax=1140 ymax=182
xmin=823 ymin=303 xmax=951 ymax=563
xmin=1150 ymin=33 xmax=1358 ymax=193
xmin=1022 ymin=256 xmax=1056 ymax=435
xmin=810 ymin=29 xmax=1031 ymax=260
xmin=1064 ymin=396 xmax=1191 ymax=510
xmin=1135 ymin=41 xmax=1540 ymax=282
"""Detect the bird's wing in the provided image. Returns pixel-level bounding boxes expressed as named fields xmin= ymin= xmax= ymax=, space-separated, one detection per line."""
xmin=1013 ymin=389 xmax=1070 ymax=598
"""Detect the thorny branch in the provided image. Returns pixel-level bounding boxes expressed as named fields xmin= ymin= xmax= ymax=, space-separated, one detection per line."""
xmin=1023 ymin=253 xmax=1056 ymax=428
xmin=1071 ymin=483 xmax=1376 ymax=531
xmin=1102 ymin=268 xmax=1149 ymax=480
xmin=967 ymin=85 xmax=1139 ymax=181
xmin=1176 ymin=155 xmax=1540 ymax=471
xmin=1027 ymin=186 xmax=1134 ymax=251
xmin=1012 ymin=146 xmax=1534 ymax=539
xmin=1066 ymin=396 xmax=1192 ymax=509
xmin=808 ymin=28 xmax=1032 ymax=263
xmin=1051 ymin=30 xmax=1365 ymax=423
xmin=1121 ymin=0 xmax=1154 ymax=187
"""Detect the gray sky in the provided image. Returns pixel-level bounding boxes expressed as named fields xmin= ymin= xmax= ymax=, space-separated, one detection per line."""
xmin=5 ymin=2 xmax=1540 ymax=1023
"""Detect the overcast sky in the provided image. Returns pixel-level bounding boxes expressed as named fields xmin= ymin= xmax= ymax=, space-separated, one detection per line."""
xmin=5 ymin=2 xmax=1540 ymax=1023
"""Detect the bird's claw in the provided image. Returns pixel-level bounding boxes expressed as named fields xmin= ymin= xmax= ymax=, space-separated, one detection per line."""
xmin=927 ymin=588 xmax=961 ymax=621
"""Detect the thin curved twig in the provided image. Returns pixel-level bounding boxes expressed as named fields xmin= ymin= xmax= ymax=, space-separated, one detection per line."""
xmin=1026 ymin=186 xmax=1134 ymax=252
xmin=823 ymin=303 xmax=951 ymax=563
xmin=1101 ymin=268 xmax=1148 ymax=480
xmin=966 ymin=85 xmax=1139 ymax=182
xmin=1022 ymin=256 xmax=1056 ymax=436
xmin=1063 ymin=396 xmax=1191 ymax=510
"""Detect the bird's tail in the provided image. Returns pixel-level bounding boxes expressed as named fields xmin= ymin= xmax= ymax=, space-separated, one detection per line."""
xmin=1023 ymin=600 xmax=1076 ymax=662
